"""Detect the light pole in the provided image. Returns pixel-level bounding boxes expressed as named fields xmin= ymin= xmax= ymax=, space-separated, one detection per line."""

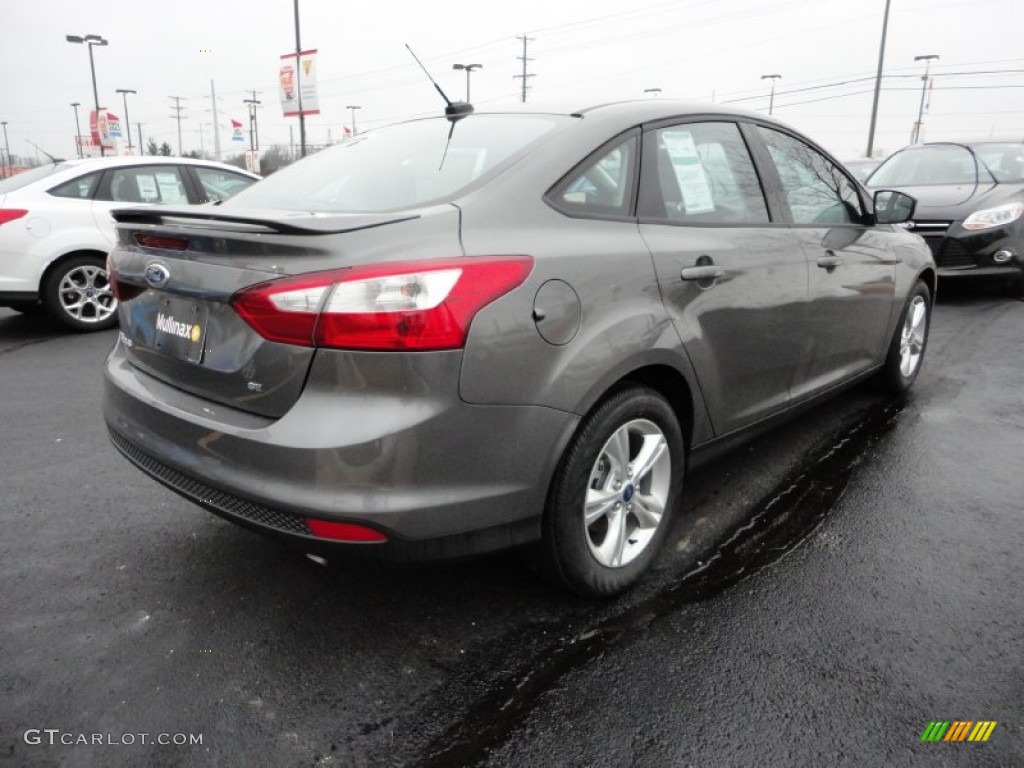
xmin=452 ymin=63 xmax=482 ymax=102
xmin=70 ymin=103 xmax=83 ymax=158
xmin=911 ymin=54 xmax=940 ymax=144
xmin=345 ymin=105 xmax=361 ymax=137
xmin=643 ymin=87 xmax=662 ymax=98
xmin=116 ymin=89 xmax=136 ymax=155
xmin=1 ymin=121 xmax=9 ymax=178
xmin=66 ymin=34 xmax=109 ymax=156
xmin=761 ymin=74 xmax=782 ymax=116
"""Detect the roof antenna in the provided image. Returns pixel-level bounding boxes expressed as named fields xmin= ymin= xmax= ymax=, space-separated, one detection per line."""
xmin=404 ymin=44 xmax=474 ymax=122
xmin=26 ymin=140 xmax=64 ymax=164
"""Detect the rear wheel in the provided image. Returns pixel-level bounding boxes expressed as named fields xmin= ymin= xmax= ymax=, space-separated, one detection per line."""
xmin=43 ymin=255 xmax=118 ymax=332
xmin=540 ymin=386 xmax=684 ymax=598
xmin=877 ymin=280 xmax=931 ymax=393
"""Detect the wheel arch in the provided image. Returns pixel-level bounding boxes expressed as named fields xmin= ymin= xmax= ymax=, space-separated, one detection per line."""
xmin=918 ymin=267 xmax=937 ymax=300
xmin=40 ymin=248 xmax=111 ymax=291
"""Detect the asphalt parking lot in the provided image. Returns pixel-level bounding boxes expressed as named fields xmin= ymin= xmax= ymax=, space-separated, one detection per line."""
xmin=1 ymin=284 xmax=1022 ymax=767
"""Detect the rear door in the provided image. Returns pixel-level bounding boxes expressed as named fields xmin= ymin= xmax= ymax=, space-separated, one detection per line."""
xmin=752 ymin=126 xmax=897 ymax=399
xmin=638 ymin=119 xmax=809 ymax=435
xmin=92 ymin=164 xmax=193 ymax=246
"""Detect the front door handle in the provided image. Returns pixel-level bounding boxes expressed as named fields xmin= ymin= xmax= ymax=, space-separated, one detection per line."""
xmin=680 ymin=265 xmax=725 ymax=281
xmin=817 ymin=251 xmax=843 ymax=270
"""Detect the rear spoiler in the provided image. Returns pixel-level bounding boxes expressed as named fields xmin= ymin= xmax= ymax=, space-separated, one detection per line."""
xmin=111 ymin=207 xmax=420 ymax=236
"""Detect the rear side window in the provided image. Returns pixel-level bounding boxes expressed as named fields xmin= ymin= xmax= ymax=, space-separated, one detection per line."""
xmin=639 ymin=122 xmax=769 ymax=225
xmin=548 ymin=134 xmax=638 ymax=218
xmin=49 ymin=171 xmax=102 ymax=199
xmin=224 ymin=115 xmax=571 ymax=213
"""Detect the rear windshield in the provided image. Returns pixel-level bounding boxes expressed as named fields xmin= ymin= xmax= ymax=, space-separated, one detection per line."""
xmin=0 ymin=163 xmax=68 ymax=193
xmin=223 ymin=114 xmax=571 ymax=213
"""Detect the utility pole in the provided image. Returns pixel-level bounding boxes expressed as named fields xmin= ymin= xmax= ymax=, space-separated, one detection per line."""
xmin=514 ymin=35 xmax=535 ymax=103
xmin=452 ymin=64 xmax=482 ymax=102
xmin=210 ymin=80 xmax=222 ymax=161
xmin=169 ymin=95 xmax=186 ymax=155
xmin=911 ymin=54 xmax=940 ymax=144
xmin=244 ymin=91 xmax=261 ymax=152
xmin=293 ymin=0 xmax=307 ymax=157
xmin=761 ymin=74 xmax=782 ymax=115
xmin=865 ymin=0 xmax=891 ymax=158
xmin=194 ymin=125 xmax=206 ymax=157
xmin=137 ymin=123 xmax=144 ymax=155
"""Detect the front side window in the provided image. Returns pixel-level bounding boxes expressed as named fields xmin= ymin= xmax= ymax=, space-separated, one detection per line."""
xmin=193 ymin=167 xmax=257 ymax=203
xmin=639 ymin=122 xmax=769 ymax=225
xmin=757 ymin=127 xmax=862 ymax=225
xmin=550 ymin=135 xmax=637 ymax=217
xmin=103 ymin=166 xmax=189 ymax=205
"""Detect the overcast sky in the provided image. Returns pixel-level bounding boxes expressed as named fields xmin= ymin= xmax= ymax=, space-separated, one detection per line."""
xmin=4 ymin=0 xmax=1023 ymax=164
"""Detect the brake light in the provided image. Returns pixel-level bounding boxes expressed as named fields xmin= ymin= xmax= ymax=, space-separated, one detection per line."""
xmin=305 ymin=518 xmax=388 ymax=542
xmin=231 ymin=257 xmax=533 ymax=350
xmin=0 ymin=209 xmax=28 ymax=226
xmin=106 ymin=253 xmax=144 ymax=302
xmin=134 ymin=233 xmax=189 ymax=251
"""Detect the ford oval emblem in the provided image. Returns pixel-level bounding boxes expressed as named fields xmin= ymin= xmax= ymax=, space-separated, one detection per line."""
xmin=144 ymin=263 xmax=171 ymax=288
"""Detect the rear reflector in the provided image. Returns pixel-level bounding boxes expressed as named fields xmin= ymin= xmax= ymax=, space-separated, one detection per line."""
xmin=231 ymin=256 xmax=533 ymax=350
xmin=305 ymin=518 xmax=388 ymax=542
xmin=0 ymin=209 xmax=28 ymax=226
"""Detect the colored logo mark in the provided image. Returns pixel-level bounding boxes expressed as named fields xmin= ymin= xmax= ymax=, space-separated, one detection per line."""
xmin=921 ymin=721 xmax=997 ymax=742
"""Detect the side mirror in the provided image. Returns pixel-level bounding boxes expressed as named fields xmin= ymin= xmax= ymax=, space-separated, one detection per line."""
xmin=873 ymin=189 xmax=916 ymax=224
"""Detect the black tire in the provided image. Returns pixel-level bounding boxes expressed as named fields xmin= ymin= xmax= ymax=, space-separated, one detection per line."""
xmin=877 ymin=280 xmax=931 ymax=393
xmin=540 ymin=385 xmax=685 ymax=598
xmin=43 ymin=255 xmax=118 ymax=332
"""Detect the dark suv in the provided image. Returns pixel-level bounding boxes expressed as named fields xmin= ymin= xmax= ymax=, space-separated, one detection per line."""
xmin=867 ymin=140 xmax=1024 ymax=293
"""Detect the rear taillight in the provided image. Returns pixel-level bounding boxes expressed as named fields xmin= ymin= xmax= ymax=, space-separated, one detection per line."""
xmin=134 ymin=233 xmax=189 ymax=250
xmin=0 ymin=209 xmax=28 ymax=226
xmin=231 ymin=257 xmax=533 ymax=351
xmin=106 ymin=253 xmax=144 ymax=302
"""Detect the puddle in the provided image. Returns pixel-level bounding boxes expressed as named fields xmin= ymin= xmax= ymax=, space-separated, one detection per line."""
xmin=409 ymin=396 xmax=905 ymax=768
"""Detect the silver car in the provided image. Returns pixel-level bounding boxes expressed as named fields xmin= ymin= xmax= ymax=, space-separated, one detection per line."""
xmin=103 ymin=101 xmax=933 ymax=597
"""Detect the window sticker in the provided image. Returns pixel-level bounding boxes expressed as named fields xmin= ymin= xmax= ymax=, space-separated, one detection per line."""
xmin=135 ymin=175 xmax=158 ymax=200
xmin=663 ymin=130 xmax=715 ymax=214
xmin=155 ymin=173 xmax=187 ymax=204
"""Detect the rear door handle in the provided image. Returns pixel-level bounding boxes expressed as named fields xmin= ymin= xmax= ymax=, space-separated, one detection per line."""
xmin=680 ymin=265 xmax=725 ymax=281
xmin=817 ymin=252 xmax=843 ymax=270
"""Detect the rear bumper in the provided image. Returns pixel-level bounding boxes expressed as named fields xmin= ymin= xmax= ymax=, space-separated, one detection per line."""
xmin=103 ymin=341 xmax=578 ymax=558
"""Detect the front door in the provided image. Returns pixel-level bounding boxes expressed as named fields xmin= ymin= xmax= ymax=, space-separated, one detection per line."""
xmin=638 ymin=120 xmax=809 ymax=436
xmin=753 ymin=127 xmax=897 ymax=399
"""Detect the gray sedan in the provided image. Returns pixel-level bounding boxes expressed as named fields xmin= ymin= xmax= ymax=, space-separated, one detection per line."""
xmin=103 ymin=101 xmax=933 ymax=597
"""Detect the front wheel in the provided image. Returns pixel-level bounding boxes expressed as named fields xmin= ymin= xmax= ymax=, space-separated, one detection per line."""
xmin=877 ymin=280 xmax=931 ymax=393
xmin=43 ymin=255 xmax=118 ymax=332
xmin=540 ymin=386 xmax=684 ymax=598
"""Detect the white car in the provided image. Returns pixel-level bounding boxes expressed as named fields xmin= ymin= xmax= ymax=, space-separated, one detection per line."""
xmin=0 ymin=156 xmax=259 ymax=331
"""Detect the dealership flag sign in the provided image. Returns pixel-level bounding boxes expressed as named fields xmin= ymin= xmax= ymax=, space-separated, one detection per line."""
xmin=279 ymin=49 xmax=320 ymax=117
xmin=231 ymin=119 xmax=244 ymax=142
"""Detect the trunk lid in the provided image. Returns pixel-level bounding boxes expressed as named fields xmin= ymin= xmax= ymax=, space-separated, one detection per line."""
xmin=109 ymin=206 xmax=461 ymax=418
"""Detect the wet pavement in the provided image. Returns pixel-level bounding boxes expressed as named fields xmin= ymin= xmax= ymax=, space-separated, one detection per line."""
xmin=1 ymin=285 xmax=1022 ymax=767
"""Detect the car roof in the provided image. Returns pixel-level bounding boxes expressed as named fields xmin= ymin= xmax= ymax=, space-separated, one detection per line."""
xmin=52 ymin=155 xmax=259 ymax=177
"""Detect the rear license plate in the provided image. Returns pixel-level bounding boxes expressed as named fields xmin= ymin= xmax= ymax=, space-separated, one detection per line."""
xmin=150 ymin=296 xmax=208 ymax=364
